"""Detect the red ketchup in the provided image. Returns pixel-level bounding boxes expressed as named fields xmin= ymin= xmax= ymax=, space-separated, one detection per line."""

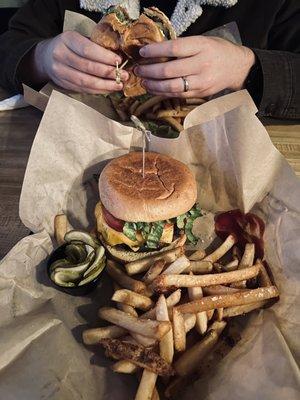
xmin=215 ymin=209 xmax=265 ymax=259
xmin=102 ymin=205 xmax=125 ymax=232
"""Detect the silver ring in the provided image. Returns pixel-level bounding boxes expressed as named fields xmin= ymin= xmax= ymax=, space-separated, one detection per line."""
xmin=182 ymin=76 xmax=189 ymax=92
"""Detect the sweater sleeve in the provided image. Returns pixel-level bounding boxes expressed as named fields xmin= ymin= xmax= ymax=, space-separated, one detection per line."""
xmin=0 ymin=0 xmax=64 ymax=94
xmin=251 ymin=0 xmax=300 ymax=119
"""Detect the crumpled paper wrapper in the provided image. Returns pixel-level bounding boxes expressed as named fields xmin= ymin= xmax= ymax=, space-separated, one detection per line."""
xmin=0 ymin=87 xmax=298 ymax=400
xmin=2 ymin=9 xmax=299 ymax=400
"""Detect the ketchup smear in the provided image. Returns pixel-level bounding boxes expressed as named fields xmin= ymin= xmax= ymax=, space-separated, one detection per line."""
xmin=215 ymin=209 xmax=265 ymax=259
xmin=102 ymin=205 xmax=124 ymax=232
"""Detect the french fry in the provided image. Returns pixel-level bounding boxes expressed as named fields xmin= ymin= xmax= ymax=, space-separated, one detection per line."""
xmin=143 ymin=293 xmax=180 ymax=320
xmin=257 ymin=259 xmax=272 ymax=287
xmin=54 ymin=214 xmax=68 ymax=245
xmin=176 ymin=286 xmax=279 ymax=314
xmin=173 ymin=309 xmax=186 ymax=352
xmin=151 ymin=387 xmax=160 ymax=400
xmin=183 ymin=313 xmax=196 ymax=333
xmin=125 ymin=247 xmax=184 ymax=275
xmin=232 ymin=245 xmax=242 ymax=261
xmin=156 ymin=295 xmax=174 ymax=364
xmin=231 ymin=243 xmax=255 ymax=288
xmin=110 ymin=97 xmax=128 ymax=121
xmin=203 ymin=285 xmax=242 ymax=296
xmin=185 ymin=98 xmax=206 ymax=105
xmin=222 ymin=259 xmax=239 ymax=271
xmin=98 ymin=307 xmax=171 ymax=339
xmin=174 ymin=330 xmax=219 ymax=376
xmin=188 ymin=276 xmax=208 ymax=335
xmin=206 ymin=309 xmax=214 ymax=320
xmin=159 ymin=116 xmax=183 ymax=132
xmin=112 ymin=289 xmax=154 ymax=311
xmin=130 ymin=99 xmax=140 ymax=115
xmin=131 ymin=332 xmax=157 ymax=347
xmin=100 ymin=339 xmax=174 ymax=376
xmin=189 ymin=249 xmax=206 ymax=261
xmin=152 ymin=102 xmax=161 ymax=113
xmin=117 ymin=302 xmax=138 ymax=317
xmin=162 ymin=255 xmax=190 ymax=275
xmin=107 ymin=259 xmax=147 ymax=294
xmin=111 ymin=360 xmax=138 ymax=374
xmin=135 ymin=369 xmax=158 ymax=400
xmin=143 ymin=260 xmax=166 ymax=284
xmin=157 ymin=109 xmax=190 ymax=118
xmin=223 ymin=300 xmax=270 ymax=318
xmin=190 ymin=260 xmax=213 ymax=274
xmin=135 ymin=96 xmax=165 ymax=117
xmin=141 ymin=289 xmax=181 ymax=320
xmin=239 ymin=243 xmax=255 ymax=268
xmin=216 ymin=308 xmax=224 ymax=321
xmin=209 ymin=320 xmax=227 ymax=335
xmin=213 ymin=262 xmax=223 ymax=273
xmin=152 ymin=264 xmax=260 ymax=292
xmin=83 ymin=326 xmax=126 ymax=344
xmin=203 ymin=235 xmax=236 ymax=262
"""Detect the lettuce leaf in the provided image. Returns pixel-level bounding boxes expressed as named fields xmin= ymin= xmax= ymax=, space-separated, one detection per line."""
xmin=122 ymin=204 xmax=202 ymax=248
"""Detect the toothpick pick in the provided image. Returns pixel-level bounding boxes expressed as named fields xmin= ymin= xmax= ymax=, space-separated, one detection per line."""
xmin=130 ymin=115 xmax=151 ymax=179
xmin=115 ymin=61 xmax=121 ymax=84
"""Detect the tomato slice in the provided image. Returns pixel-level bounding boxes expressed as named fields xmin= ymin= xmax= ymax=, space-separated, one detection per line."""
xmin=102 ymin=205 xmax=125 ymax=232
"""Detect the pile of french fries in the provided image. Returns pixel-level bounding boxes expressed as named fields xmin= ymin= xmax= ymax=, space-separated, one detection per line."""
xmin=82 ymin=234 xmax=279 ymax=399
xmin=110 ymin=95 xmax=206 ymax=132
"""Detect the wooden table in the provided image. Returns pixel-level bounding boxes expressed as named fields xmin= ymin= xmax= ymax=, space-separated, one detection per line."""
xmin=1 ymin=88 xmax=300 ymax=259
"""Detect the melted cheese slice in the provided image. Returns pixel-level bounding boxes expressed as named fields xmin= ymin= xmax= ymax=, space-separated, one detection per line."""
xmin=95 ymin=202 xmax=174 ymax=251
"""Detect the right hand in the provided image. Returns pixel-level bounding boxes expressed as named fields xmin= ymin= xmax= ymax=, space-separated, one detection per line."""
xmin=33 ymin=31 xmax=129 ymax=94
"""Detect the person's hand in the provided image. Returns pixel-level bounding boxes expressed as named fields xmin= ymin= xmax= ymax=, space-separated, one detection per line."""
xmin=32 ymin=31 xmax=129 ymax=93
xmin=135 ymin=36 xmax=255 ymax=98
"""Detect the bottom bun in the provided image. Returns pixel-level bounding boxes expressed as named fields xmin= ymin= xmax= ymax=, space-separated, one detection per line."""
xmin=100 ymin=235 xmax=186 ymax=263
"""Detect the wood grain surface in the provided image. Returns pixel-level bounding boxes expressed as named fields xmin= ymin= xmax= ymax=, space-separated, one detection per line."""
xmin=0 ymin=103 xmax=42 ymax=259
xmin=0 ymin=90 xmax=299 ymax=259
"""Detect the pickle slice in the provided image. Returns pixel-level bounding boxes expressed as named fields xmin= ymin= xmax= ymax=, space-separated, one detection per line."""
xmin=65 ymin=243 xmax=87 ymax=263
xmin=78 ymin=258 xmax=106 ymax=286
xmin=64 ymin=230 xmax=100 ymax=249
xmin=83 ymin=246 xmax=105 ymax=277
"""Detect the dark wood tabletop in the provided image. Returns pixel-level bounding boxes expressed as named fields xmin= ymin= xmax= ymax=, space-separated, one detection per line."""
xmin=0 ymin=88 xmax=42 ymax=258
xmin=0 ymin=87 xmax=299 ymax=259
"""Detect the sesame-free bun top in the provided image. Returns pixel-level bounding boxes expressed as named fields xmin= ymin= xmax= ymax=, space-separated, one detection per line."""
xmin=99 ymin=152 xmax=197 ymax=222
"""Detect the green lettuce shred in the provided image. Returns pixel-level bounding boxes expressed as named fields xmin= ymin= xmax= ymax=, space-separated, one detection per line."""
xmin=122 ymin=204 xmax=202 ymax=248
xmin=146 ymin=221 xmax=164 ymax=249
xmin=123 ymin=222 xmax=137 ymax=241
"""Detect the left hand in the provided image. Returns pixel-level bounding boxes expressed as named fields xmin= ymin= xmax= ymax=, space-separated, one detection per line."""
xmin=135 ymin=36 xmax=255 ymax=98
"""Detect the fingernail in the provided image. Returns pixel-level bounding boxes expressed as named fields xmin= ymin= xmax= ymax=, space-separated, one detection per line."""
xmin=139 ymin=47 xmax=146 ymax=57
xmin=134 ymin=66 xmax=140 ymax=76
xmin=141 ymin=80 xmax=147 ymax=89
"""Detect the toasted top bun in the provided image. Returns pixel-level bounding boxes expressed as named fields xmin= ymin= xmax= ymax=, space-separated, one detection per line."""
xmin=143 ymin=7 xmax=176 ymax=40
xmin=122 ymin=13 xmax=164 ymax=59
xmin=99 ymin=152 xmax=197 ymax=222
xmin=90 ymin=8 xmax=129 ymax=52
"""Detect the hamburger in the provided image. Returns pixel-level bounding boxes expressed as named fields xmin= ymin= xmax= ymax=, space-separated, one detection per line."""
xmin=91 ymin=6 xmax=176 ymax=97
xmin=95 ymin=152 xmax=201 ymax=262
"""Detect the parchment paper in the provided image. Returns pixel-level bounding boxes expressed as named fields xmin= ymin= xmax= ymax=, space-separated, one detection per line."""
xmin=0 ymin=87 xmax=297 ymax=400
xmin=1 ymin=9 xmax=299 ymax=400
